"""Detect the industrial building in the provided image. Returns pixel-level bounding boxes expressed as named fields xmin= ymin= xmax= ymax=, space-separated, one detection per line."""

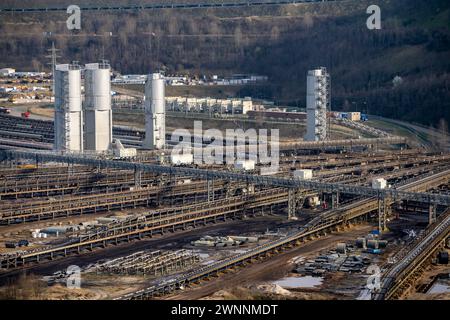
xmin=305 ymin=67 xmax=330 ymax=142
xmin=166 ymin=96 xmax=254 ymax=115
xmin=53 ymin=63 xmax=83 ymax=152
xmin=84 ymin=61 xmax=113 ymax=152
xmin=143 ymin=73 xmax=166 ymax=149
xmin=0 ymin=68 xmax=15 ymax=76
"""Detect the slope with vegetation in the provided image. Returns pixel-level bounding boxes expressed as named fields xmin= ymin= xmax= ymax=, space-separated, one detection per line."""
xmin=0 ymin=0 xmax=448 ymax=129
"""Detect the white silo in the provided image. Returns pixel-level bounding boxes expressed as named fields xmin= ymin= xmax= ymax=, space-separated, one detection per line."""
xmin=305 ymin=67 xmax=330 ymax=141
xmin=143 ymin=73 xmax=166 ymax=149
xmin=54 ymin=63 xmax=83 ymax=152
xmin=84 ymin=61 xmax=112 ymax=151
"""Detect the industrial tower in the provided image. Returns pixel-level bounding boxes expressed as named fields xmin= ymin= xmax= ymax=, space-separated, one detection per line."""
xmin=54 ymin=63 xmax=83 ymax=152
xmin=305 ymin=67 xmax=330 ymax=141
xmin=84 ymin=61 xmax=113 ymax=151
xmin=143 ymin=73 xmax=166 ymax=149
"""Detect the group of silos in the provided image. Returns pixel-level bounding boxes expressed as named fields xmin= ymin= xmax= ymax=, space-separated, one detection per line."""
xmin=54 ymin=62 xmax=165 ymax=152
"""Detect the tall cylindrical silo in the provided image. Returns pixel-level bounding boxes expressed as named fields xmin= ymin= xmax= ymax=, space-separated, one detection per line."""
xmin=84 ymin=62 xmax=112 ymax=151
xmin=54 ymin=63 xmax=83 ymax=152
xmin=143 ymin=73 xmax=166 ymax=149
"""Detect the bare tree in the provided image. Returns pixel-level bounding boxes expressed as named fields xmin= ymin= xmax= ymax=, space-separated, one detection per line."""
xmin=437 ymin=118 xmax=449 ymax=151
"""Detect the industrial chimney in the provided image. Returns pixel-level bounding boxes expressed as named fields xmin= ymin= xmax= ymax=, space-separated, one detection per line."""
xmin=54 ymin=63 xmax=83 ymax=152
xmin=84 ymin=61 xmax=112 ymax=151
xmin=143 ymin=73 xmax=166 ymax=149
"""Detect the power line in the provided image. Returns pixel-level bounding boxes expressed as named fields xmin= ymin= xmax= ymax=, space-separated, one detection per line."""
xmin=0 ymin=0 xmax=338 ymax=13
xmin=45 ymin=41 xmax=61 ymax=94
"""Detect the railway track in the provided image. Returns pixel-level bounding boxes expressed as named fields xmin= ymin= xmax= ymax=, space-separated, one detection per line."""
xmin=0 ymin=168 xmax=162 ymax=199
xmin=0 ymin=115 xmax=143 ymax=150
xmin=0 ymin=180 xmax=237 ymax=225
xmin=0 ymin=188 xmax=288 ymax=269
xmin=3 ymin=157 xmax=443 ymax=225
xmin=374 ymin=209 xmax=450 ymax=300
xmin=117 ymin=169 xmax=450 ymax=299
xmin=4 ymin=149 xmax=449 ymax=206
xmin=0 ymin=114 xmax=408 ymax=152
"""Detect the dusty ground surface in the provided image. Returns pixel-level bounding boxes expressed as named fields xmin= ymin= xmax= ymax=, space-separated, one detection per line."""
xmin=407 ymin=260 xmax=450 ymax=300
xmin=0 ymin=207 xmax=151 ymax=254
xmin=165 ymin=225 xmax=374 ymax=300
xmin=0 ymin=215 xmax=437 ymax=300
xmin=0 ymin=215 xmax=292 ymax=280
xmin=0 ymin=220 xmax=379 ymax=300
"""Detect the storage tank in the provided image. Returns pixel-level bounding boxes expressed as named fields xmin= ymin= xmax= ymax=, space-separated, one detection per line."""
xmin=356 ymin=237 xmax=367 ymax=249
xmin=378 ymin=240 xmax=388 ymax=248
xmin=336 ymin=243 xmax=347 ymax=254
xmin=84 ymin=61 xmax=112 ymax=151
xmin=54 ymin=63 xmax=83 ymax=152
xmin=144 ymin=73 xmax=166 ymax=149
xmin=367 ymin=240 xmax=379 ymax=249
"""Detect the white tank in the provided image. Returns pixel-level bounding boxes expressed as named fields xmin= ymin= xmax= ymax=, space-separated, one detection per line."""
xmin=144 ymin=73 xmax=166 ymax=149
xmin=54 ymin=63 xmax=83 ymax=152
xmin=84 ymin=63 xmax=111 ymax=111
xmin=84 ymin=62 xmax=112 ymax=151
xmin=146 ymin=73 xmax=165 ymax=114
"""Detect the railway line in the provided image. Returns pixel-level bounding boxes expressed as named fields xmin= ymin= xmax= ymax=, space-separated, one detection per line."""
xmin=0 ymin=167 xmax=447 ymax=280
xmin=374 ymin=209 xmax=450 ymax=300
xmin=0 ymin=113 xmax=447 ymax=300
xmin=0 ymin=115 xmax=143 ymax=150
xmin=0 ymin=151 xmax=446 ymax=226
xmin=3 ymin=150 xmax=449 ymax=206
xmin=0 ymin=188 xmax=288 ymax=269
xmin=0 ymin=1 xmax=340 ymax=13
xmin=3 ymin=149 xmax=445 ymax=199
xmin=117 ymin=169 xmax=450 ymax=299
xmin=0 ymin=168 xmax=162 ymax=199
xmin=0 ymin=115 xmax=407 ymax=152
xmin=0 ymin=180 xmax=238 ymax=225
xmin=279 ymin=149 xmax=426 ymax=166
